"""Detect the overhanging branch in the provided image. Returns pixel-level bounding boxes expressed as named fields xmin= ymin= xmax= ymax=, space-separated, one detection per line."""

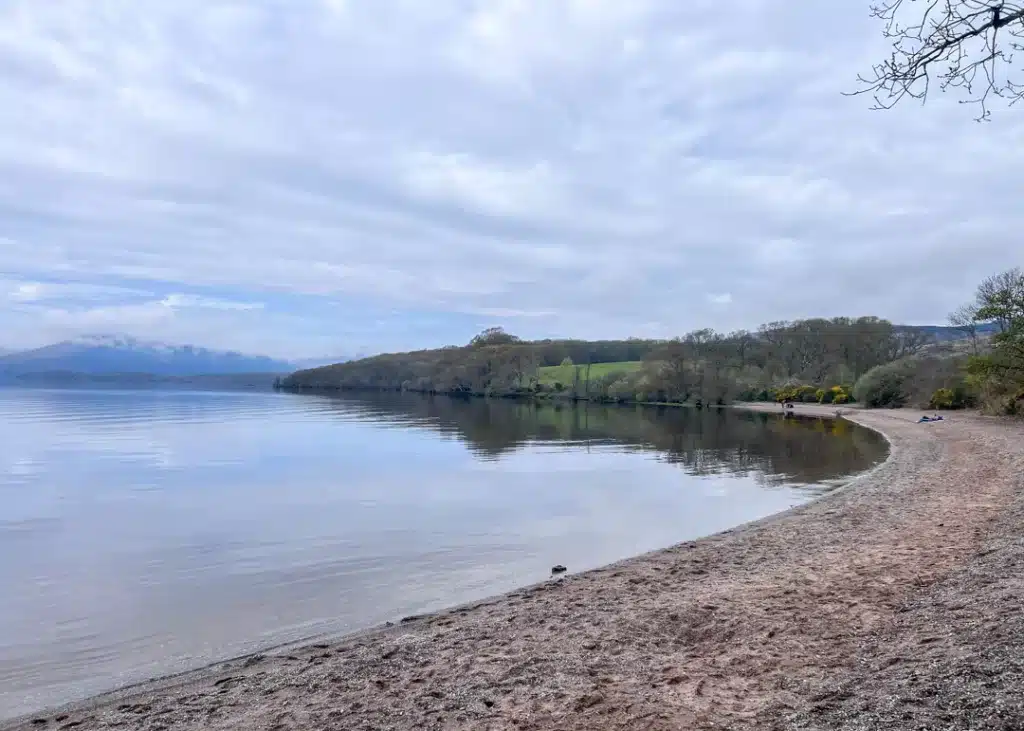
xmin=852 ymin=0 xmax=1024 ymax=118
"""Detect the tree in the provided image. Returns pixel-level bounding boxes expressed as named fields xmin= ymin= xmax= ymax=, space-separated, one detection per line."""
xmin=470 ymin=327 xmax=521 ymax=348
xmin=856 ymin=0 xmax=1024 ymax=118
xmin=974 ymin=267 xmax=1024 ymax=331
xmin=949 ymin=302 xmax=982 ymax=354
xmin=961 ymin=267 xmax=1024 ymax=412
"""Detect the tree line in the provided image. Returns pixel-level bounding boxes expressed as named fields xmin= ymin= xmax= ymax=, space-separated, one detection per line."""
xmin=281 ymin=316 xmax=933 ymax=406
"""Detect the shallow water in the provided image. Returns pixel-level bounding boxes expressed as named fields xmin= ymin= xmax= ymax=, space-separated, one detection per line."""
xmin=0 ymin=388 xmax=887 ymax=718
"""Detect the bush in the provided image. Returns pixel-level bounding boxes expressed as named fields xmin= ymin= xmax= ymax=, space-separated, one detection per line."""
xmin=816 ymin=385 xmax=851 ymax=405
xmin=987 ymin=387 xmax=1024 ymax=416
xmin=855 ymin=356 xmax=975 ymax=409
xmin=777 ymin=384 xmax=818 ymax=403
xmin=853 ymin=361 xmax=917 ymax=408
xmin=741 ymin=387 xmax=777 ymax=402
xmin=929 ymin=388 xmax=956 ymax=410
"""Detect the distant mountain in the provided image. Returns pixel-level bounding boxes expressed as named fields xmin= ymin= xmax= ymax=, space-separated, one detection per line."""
xmin=289 ymin=355 xmax=360 ymax=370
xmin=0 ymin=335 xmax=292 ymax=377
xmin=7 ymin=371 xmax=283 ymax=391
xmin=898 ymin=322 xmax=1000 ymax=342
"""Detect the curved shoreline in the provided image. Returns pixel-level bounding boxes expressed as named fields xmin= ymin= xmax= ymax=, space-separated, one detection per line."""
xmin=7 ymin=407 xmax=1023 ymax=730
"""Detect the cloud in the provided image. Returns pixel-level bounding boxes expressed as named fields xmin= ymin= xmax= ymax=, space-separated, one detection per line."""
xmin=0 ymin=0 xmax=1023 ymax=357
xmin=159 ymin=294 xmax=263 ymax=311
xmin=8 ymin=282 xmax=41 ymax=302
xmin=2 ymin=279 xmax=152 ymax=303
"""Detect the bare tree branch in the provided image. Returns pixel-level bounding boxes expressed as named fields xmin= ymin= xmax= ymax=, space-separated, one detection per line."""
xmin=852 ymin=0 xmax=1024 ymax=119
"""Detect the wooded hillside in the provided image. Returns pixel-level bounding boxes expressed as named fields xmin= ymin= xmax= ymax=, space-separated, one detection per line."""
xmin=281 ymin=317 xmax=934 ymax=406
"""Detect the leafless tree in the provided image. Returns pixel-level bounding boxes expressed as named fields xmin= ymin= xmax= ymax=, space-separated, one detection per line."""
xmin=949 ymin=302 xmax=982 ymax=353
xmin=854 ymin=0 xmax=1024 ymax=119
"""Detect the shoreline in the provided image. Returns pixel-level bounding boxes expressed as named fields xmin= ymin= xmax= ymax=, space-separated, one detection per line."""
xmin=7 ymin=406 xmax=1023 ymax=730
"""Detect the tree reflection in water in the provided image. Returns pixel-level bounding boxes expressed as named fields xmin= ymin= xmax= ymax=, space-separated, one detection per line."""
xmin=312 ymin=393 xmax=888 ymax=488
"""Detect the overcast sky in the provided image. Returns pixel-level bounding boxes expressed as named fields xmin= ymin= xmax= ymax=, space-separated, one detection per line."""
xmin=2 ymin=1 xmax=1023 ymax=358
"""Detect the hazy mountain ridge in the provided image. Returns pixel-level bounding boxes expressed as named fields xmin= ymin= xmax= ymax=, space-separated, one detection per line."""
xmin=896 ymin=322 xmax=999 ymax=342
xmin=0 ymin=335 xmax=293 ymax=377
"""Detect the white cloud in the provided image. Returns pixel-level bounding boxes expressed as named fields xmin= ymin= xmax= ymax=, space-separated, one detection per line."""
xmin=159 ymin=294 xmax=263 ymax=311
xmin=0 ymin=0 xmax=1023 ymax=355
xmin=3 ymin=279 xmax=152 ymax=303
xmin=8 ymin=282 xmax=41 ymax=302
xmin=38 ymin=301 xmax=176 ymax=331
xmin=401 ymin=152 xmax=564 ymax=219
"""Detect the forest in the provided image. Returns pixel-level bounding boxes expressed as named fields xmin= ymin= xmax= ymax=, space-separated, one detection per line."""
xmin=282 ymin=269 xmax=1024 ymax=415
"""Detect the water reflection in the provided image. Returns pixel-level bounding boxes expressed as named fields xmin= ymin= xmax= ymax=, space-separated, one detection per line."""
xmin=311 ymin=392 xmax=887 ymax=486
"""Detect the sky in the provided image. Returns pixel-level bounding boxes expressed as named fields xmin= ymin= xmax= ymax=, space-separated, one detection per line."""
xmin=2 ymin=0 xmax=1023 ymax=359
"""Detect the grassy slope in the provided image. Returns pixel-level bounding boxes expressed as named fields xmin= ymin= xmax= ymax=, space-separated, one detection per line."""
xmin=536 ymin=360 xmax=644 ymax=386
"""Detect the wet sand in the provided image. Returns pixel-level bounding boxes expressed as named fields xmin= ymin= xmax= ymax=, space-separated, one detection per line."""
xmin=6 ymin=405 xmax=1023 ymax=730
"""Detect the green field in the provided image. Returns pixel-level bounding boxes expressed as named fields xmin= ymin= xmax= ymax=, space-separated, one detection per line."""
xmin=537 ymin=360 xmax=644 ymax=387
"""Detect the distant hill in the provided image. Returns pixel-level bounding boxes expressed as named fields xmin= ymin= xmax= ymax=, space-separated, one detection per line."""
xmin=7 ymin=371 xmax=284 ymax=391
xmin=0 ymin=335 xmax=292 ymax=378
xmin=289 ymin=355 xmax=359 ymax=370
xmin=897 ymin=322 xmax=1000 ymax=342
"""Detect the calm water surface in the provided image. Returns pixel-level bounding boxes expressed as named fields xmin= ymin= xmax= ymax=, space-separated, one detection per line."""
xmin=0 ymin=388 xmax=887 ymax=718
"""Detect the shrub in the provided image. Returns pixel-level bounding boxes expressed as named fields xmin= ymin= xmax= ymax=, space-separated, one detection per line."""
xmin=853 ymin=361 xmax=917 ymax=408
xmin=929 ymin=388 xmax=956 ymax=410
xmin=777 ymin=384 xmax=818 ymax=403
xmin=738 ymin=387 xmax=777 ymax=402
xmin=991 ymin=388 xmax=1024 ymax=416
xmin=797 ymin=385 xmax=818 ymax=402
xmin=832 ymin=385 xmax=852 ymax=401
xmin=740 ymin=387 xmax=778 ymax=402
xmin=817 ymin=385 xmax=851 ymax=404
xmin=855 ymin=355 xmax=976 ymax=409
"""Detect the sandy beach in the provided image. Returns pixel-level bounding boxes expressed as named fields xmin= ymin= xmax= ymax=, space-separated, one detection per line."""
xmin=6 ymin=405 xmax=1023 ymax=731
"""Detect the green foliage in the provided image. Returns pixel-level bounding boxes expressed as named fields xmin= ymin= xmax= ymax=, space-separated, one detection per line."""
xmin=470 ymin=327 xmax=521 ymax=348
xmin=853 ymin=360 xmax=916 ymax=408
xmin=952 ymin=268 xmax=1024 ymax=414
xmin=282 ymin=315 xmax=937 ymax=408
xmin=820 ymin=385 xmax=852 ymax=404
xmin=855 ymin=357 xmax=974 ymax=410
xmin=776 ymin=384 xmax=818 ymax=403
xmin=929 ymin=388 xmax=956 ymax=410
xmin=736 ymin=387 xmax=774 ymax=402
